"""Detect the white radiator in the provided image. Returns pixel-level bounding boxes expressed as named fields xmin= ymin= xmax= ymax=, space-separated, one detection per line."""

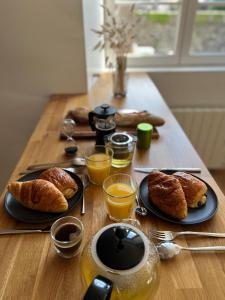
xmin=172 ymin=108 xmax=225 ymax=169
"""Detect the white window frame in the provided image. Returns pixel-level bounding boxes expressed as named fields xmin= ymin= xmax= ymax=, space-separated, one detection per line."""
xmin=104 ymin=0 xmax=225 ymax=67
xmin=181 ymin=1 xmax=225 ymax=65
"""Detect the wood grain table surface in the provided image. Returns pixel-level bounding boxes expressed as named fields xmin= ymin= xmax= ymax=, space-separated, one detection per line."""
xmin=0 ymin=73 xmax=225 ymax=299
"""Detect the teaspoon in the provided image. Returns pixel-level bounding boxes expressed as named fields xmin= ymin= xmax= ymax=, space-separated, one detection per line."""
xmin=80 ymin=174 xmax=89 ymax=215
xmin=135 ymin=196 xmax=148 ymax=216
xmin=157 ymin=241 xmax=225 ymax=260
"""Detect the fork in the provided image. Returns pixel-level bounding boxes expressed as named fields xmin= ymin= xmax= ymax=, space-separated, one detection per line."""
xmin=149 ymin=229 xmax=225 ymax=241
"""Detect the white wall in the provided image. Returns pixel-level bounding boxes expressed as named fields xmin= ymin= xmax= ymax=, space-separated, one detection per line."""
xmin=82 ymin=0 xmax=105 ymax=88
xmin=150 ymin=71 xmax=225 ymax=108
xmin=150 ymin=71 xmax=225 ymax=169
xmin=0 ymin=0 xmax=87 ymax=192
xmin=82 ymin=0 xmax=104 ymax=72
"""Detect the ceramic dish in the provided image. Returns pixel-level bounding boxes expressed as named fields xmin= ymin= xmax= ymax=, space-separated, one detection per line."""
xmin=139 ymin=172 xmax=218 ymax=225
xmin=4 ymin=169 xmax=83 ymax=223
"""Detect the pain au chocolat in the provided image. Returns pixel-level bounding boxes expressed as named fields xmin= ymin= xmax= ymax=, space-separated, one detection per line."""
xmin=8 ymin=179 xmax=68 ymax=213
xmin=173 ymin=172 xmax=207 ymax=208
xmin=148 ymin=171 xmax=188 ymax=220
xmin=39 ymin=167 xmax=78 ymax=199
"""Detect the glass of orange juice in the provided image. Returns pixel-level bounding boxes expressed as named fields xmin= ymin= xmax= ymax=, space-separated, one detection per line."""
xmin=103 ymin=173 xmax=138 ymax=222
xmin=85 ymin=146 xmax=113 ymax=185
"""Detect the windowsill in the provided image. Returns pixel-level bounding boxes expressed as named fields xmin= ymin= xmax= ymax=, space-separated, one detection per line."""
xmin=127 ymin=66 xmax=225 ymax=73
xmin=89 ymin=66 xmax=225 ymax=74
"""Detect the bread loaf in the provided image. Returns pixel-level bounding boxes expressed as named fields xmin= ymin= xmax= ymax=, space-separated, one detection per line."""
xmin=69 ymin=107 xmax=165 ymax=127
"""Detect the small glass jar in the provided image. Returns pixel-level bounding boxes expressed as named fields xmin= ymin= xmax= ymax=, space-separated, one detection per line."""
xmin=105 ymin=132 xmax=137 ymax=168
xmin=136 ymin=123 xmax=153 ymax=149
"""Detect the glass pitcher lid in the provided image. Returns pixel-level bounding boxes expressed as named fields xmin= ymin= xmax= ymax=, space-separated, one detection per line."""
xmin=92 ymin=223 xmax=149 ymax=272
xmin=93 ymin=104 xmax=117 ymax=119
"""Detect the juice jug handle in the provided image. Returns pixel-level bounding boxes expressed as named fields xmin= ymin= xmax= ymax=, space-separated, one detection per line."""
xmin=88 ymin=111 xmax=96 ymax=131
xmin=83 ymin=275 xmax=113 ymax=300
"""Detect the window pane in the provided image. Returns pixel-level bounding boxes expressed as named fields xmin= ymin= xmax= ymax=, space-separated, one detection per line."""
xmin=114 ymin=2 xmax=182 ymax=56
xmin=190 ymin=1 xmax=225 ymax=54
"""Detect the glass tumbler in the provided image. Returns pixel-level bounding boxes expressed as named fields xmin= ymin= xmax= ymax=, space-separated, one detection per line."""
xmin=51 ymin=216 xmax=84 ymax=259
xmin=85 ymin=146 xmax=113 ymax=185
xmin=103 ymin=173 xmax=138 ymax=222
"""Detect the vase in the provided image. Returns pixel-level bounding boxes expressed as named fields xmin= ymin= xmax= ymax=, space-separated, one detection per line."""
xmin=113 ymin=55 xmax=127 ymax=98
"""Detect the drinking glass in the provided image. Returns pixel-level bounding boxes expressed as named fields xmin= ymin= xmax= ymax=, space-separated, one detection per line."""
xmin=103 ymin=173 xmax=138 ymax=222
xmin=51 ymin=216 xmax=84 ymax=259
xmin=85 ymin=146 xmax=113 ymax=185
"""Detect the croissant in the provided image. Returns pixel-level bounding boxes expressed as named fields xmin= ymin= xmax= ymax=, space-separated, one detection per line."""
xmin=39 ymin=168 xmax=78 ymax=199
xmin=173 ymin=172 xmax=207 ymax=208
xmin=148 ymin=171 xmax=187 ymax=219
xmin=7 ymin=179 xmax=68 ymax=213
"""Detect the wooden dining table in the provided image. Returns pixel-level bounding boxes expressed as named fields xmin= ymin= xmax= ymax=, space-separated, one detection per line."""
xmin=1 ymin=72 xmax=225 ymax=299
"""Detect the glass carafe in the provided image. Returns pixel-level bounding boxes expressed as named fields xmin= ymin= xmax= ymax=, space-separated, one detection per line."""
xmin=88 ymin=104 xmax=117 ymax=145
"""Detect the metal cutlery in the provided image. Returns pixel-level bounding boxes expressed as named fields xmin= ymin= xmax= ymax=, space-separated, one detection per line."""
xmin=0 ymin=226 xmax=50 ymax=235
xmin=80 ymin=174 xmax=89 ymax=215
xmin=150 ymin=229 xmax=225 ymax=241
xmin=135 ymin=196 xmax=148 ymax=216
xmin=19 ymin=166 xmax=83 ymax=175
xmin=27 ymin=157 xmax=86 ymax=171
xmin=134 ymin=167 xmax=201 ymax=174
xmin=157 ymin=241 xmax=225 ymax=260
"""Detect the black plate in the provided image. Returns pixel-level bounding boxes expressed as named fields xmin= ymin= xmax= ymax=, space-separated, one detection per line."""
xmin=139 ymin=172 xmax=218 ymax=225
xmin=4 ymin=170 xmax=83 ymax=223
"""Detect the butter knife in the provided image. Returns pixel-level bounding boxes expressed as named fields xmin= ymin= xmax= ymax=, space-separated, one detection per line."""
xmin=0 ymin=228 xmax=50 ymax=235
xmin=134 ymin=167 xmax=201 ymax=174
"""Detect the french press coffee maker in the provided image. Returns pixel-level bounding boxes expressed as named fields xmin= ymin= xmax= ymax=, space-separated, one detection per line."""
xmin=88 ymin=104 xmax=117 ymax=145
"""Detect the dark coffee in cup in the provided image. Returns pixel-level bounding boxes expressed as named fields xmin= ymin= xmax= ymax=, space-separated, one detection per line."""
xmin=51 ymin=216 xmax=84 ymax=259
xmin=54 ymin=223 xmax=82 ymax=257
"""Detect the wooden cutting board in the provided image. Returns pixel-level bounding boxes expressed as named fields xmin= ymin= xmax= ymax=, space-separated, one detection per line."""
xmin=60 ymin=124 xmax=159 ymax=139
xmin=60 ymin=112 xmax=160 ymax=139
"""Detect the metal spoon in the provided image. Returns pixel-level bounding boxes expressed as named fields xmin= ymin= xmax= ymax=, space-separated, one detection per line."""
xmin=27 ymin=157 xmax=86 ymax=171
xmin=135 ymin=196 xmax=148 ymax=216
xmin=157 ymin=241 xmax=225 ymax=260
xmin=80 ymin=174 xmax=89 ymax=215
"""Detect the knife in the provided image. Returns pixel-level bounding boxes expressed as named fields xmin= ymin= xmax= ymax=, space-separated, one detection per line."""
xmin=0 ymin=228 xmax=50 ymax=235
xmin=134 ymin=167 xmax=201 ymax=174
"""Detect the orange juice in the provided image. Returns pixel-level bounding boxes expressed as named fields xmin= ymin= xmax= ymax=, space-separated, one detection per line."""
xmin=105 ymin=183 xmax=136 ymax=220
xmin=86 ymin=153 xmax=111 ymax=185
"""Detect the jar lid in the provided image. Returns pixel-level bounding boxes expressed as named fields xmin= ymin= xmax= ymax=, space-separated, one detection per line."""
xmin=93 ymin=104 xmax=117 ymax=118
xmin=137 ymin=123 xmax=153 ymax=132
xmin=96 ymin=225 xmax=145 ymax=271
xmin=109 ymin=132 xmax=134 ymax=146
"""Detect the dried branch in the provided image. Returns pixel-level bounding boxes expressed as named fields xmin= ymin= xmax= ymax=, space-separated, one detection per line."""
xmin=93 ymin=41 xmax=102 ymax=51
xmin=92 ymin=4 xmax=141 ymax=57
